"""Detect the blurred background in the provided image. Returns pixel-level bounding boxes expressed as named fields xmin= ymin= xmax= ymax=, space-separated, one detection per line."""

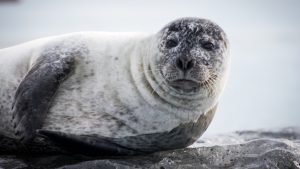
xmin=0 ymin=0 xmax=299 ymax=136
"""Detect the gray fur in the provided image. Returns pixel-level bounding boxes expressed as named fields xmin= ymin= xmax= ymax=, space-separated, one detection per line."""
xmin=39 ymin=104 xmax=217 ymax=155
xmin=11 ymin=54 xmax=76 ymax=142
xmin=0 ymin=17 xmax=229 ymax=155
xmin=156 ymin=17 xmax=228 ymax=94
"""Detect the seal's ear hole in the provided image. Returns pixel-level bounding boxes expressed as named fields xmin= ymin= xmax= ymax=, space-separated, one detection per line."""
xmin=169 ymin=25 xmax=180 ymax=32
xmin=166 ymin=39 xmax=178 ymax=49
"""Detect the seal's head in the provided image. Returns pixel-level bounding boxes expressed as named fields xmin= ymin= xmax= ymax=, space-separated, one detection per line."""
xmin=153 ymin=17 xmax=229 ymax=95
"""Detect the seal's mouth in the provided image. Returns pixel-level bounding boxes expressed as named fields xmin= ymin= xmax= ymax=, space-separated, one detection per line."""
xmin=168 ymin=79 xmax=200 ymax=93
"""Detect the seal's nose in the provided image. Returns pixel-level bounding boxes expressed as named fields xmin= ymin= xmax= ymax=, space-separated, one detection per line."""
xmin=176 ymin=56 xmax=194 ymax=72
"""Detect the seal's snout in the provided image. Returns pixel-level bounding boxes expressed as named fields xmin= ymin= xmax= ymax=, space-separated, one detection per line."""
xmin=175 ymin=56 xmax=195 ymax=73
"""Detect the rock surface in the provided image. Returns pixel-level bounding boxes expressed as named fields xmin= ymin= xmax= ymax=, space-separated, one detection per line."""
xmin=0 ymin=127 xmax=300 ymax=169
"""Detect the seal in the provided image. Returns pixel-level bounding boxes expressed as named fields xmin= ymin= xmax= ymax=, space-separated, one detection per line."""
xmin=0 ymin=17 xmax=230 ymax=155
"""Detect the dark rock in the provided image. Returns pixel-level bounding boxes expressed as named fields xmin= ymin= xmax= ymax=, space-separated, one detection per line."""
xmin=0 ymin=127 xmax=300 ymax=169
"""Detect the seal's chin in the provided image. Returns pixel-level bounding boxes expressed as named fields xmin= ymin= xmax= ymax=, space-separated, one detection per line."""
xmin=168 ymin=79 xmax=200 ymax=93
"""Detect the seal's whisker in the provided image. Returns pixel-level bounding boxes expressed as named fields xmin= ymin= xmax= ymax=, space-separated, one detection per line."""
xmin=151 ymin=80 xmax=165 ymax=96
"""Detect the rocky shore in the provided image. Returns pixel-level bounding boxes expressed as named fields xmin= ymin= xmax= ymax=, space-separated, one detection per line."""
xmin=0 ymin=127 xmax=299 ymax=169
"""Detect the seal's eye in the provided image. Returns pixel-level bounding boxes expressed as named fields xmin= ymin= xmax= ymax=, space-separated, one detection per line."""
xmin=166 ymin=39 xmax=178 ymax=48
xmin=202 ymin=42 xmax=215 ymax=51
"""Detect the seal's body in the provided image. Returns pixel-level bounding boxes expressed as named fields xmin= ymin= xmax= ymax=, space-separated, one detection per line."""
xmin=0 ymin=18 xmax=230 ymax=154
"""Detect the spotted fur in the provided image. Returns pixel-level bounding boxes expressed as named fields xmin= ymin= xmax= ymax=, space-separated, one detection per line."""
xmin=156 ymin=17 xmax=228 ymax=92
xmin=0 ymin=17 xmax=230 ymax=154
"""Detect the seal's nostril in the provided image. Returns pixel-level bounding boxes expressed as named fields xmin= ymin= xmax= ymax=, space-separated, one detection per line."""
xmin=186 ymin=60 xmax=194 ymax=70
xmin=176 ymin=57 xmax=194 ymax=72
xmin=176 ymin=58 xmax=184 ymax=70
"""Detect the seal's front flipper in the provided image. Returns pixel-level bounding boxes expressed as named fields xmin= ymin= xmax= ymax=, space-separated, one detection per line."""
xmin=11 ymin=56 xmax=75 ymax=143
xmin=38 ymin=130 xmax=142 ymax=156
